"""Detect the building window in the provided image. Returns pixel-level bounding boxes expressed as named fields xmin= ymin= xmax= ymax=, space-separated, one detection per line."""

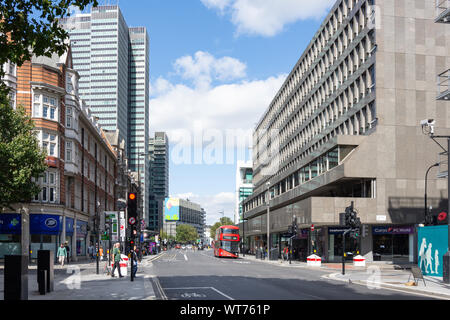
xmin=33 ymin=93 xmax=59 ymax=121
xmin=66 ymin=107 xmax=73 ymax=128
xmin=66 ymin=141 xmax=73 ymax=162
xmin=39 ymin=171 xmax=57 ymax=203
xmin=42 ymin=131 xmax=58 ymax=157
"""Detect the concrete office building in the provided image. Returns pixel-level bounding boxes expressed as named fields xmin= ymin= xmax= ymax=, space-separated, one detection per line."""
xmin=242 ymin=0 xmax=450 ymax=263
xmin=235 ymin=160 xmax=253 ymax=224
xmin=60 ymin=5 xmax=150 ymax=228
xmin=148 ymin=132 xmax=169 ymax=232
xmin=163 ymin=198 xmax=206 ymax=244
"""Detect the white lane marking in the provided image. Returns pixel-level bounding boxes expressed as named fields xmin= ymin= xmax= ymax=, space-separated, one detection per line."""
xmin=149 ymin=275 xmax=167 ymax=300
xmin=184 ymin=254 xmax=188 ymax=261
xmin=163 ymin=287 xmax=234 ymax=300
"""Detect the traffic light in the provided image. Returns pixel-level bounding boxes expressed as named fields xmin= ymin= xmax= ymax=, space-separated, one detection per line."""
xmin=128 ymin=192 xmax=137 ymax=219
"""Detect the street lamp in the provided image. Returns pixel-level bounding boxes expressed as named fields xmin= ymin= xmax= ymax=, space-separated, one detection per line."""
xmin=421 ymin=119 xmax=450 ymax=283
xmin=425 ymin=162 xmax=439 ymax=225
xmin=266 ymin=181 xmax=270 ymax=260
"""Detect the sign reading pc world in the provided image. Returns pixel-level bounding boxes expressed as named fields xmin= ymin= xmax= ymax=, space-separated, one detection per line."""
xmin=164 ymin=198 xmax=180 ymax=221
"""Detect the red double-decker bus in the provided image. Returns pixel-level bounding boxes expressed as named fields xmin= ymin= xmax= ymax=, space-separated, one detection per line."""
xmin=213 ymin=225 xmax=240 ymax=258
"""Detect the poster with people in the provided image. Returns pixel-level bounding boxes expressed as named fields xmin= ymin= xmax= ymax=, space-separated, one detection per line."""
xmin=418 ymin=225 xmax=448 ymax=277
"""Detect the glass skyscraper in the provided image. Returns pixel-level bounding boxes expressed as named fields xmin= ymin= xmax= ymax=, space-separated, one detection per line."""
xmin=61 ymin=5 xmax=150 ymax=224
xmin=148 ymin=132 xmax=169 ymax=232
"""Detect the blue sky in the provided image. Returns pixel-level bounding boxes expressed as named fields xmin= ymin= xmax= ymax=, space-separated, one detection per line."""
xmin=97 ymin=0 xmax=335 ymax=225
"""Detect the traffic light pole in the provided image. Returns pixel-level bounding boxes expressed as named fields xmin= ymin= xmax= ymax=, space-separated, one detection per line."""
xmin=342 ymin=228 xmax=351 ymax=275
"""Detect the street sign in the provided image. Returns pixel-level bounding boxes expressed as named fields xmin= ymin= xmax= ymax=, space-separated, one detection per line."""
xmin=129 ymin=217 xmax=136 ymax=225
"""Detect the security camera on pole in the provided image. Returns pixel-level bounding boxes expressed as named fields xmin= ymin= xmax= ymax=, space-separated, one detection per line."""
xmin=420 ymin=118 xmax=450 ymax=283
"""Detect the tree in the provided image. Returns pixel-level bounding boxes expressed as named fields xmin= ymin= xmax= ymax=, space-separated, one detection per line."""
xmin=176 ymin=224 xmax=198 ymax=244
xmin=210 ymin=217 xmax=234 ymax=239
xmin=0 ymin=96 xmax=47 ymax=209
xmin=0 ymin=0 xmax=98 ymax=92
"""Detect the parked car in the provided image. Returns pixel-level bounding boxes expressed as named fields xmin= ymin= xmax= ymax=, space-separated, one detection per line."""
xmin=181 ymin=245 xmax=186 ymax=250
xmin=175 ymin=244 xmax=181 ymax=249
xmin=187 ymin=244 xmax=193 ymax=250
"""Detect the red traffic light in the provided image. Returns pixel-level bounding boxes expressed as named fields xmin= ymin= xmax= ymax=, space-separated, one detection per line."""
xmin=129 ymin=193 xmax=136 ymax=200
xmin=438 ymin=212 xmax=447 ymax=221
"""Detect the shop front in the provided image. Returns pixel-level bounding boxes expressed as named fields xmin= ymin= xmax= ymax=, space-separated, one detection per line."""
xmin=65 ymin=217 xmax=74 ymax=256
xmin=372 ymin=225 xmax=415 ymax=263
xmin=76 ymin=220 xmax=87 ymax=257
xmin=30 ymin=214 xmax=62 ymax=260
xmin=0 ymin=213 xmax=62 ymax=260
xmin=292 ymin=229 xmax=308 ymax=261
xmin=328 ymin=227 xmax=360 ymax=262
xmin=0 ymin=214 xmax=21 ymax=258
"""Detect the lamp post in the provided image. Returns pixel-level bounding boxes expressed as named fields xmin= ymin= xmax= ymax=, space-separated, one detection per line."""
xmin=420 ymin=121 xmax=450 ymax=283
xmin=266 ymin=181 xmax=270 ymax=260
xmin=425 ymin=162 xmax=439 ymax=225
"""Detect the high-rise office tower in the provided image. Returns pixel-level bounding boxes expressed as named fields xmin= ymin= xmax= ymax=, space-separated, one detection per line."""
xmin=148 ymin=132 xmax=169 ymax=231
xmin=242 ymin=0 xmax=450 ymax=263
xmin=61 ymin=5 xmax=150 ymax=221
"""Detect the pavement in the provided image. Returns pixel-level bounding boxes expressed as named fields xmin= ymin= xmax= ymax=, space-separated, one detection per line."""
xmin=0 ymin=252 xmax=165 ymax=300
xmin=240 ymin=253 xmax=450 ymax=299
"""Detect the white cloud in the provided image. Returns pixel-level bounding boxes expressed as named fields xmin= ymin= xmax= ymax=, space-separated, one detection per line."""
xmin=174 ymin=192 xmax=236 ymax=225
xmin=174 ymin=51 xmax=247 ymax=89
xmin=200 ymin=0 xmax=233 ymax=13
xmin=150 ymin=52 xmax=286 ymax=143
xmin=201 ymin=0 xmax=335 ymax=37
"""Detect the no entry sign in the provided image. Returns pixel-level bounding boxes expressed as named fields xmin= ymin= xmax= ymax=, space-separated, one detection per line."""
xmin=129 ymin=217 xmax=136 ymax=225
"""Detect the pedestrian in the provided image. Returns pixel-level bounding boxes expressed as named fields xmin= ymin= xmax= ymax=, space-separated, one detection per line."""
xmin=111 ymin=243 xmax=124 ymax=278
xmin=131 ymin=245 xmax=138 ymax=278
xmin=88 ymin=244 xmax=94 ymax=260
xmin=65 ymin=242 xmax=70 ymax=264
xmin=99 ymin=247 xmax=104 ymax=261
xmin=57 ymin=243 xmax=67 ymax=267
xmin=283 ymin=246 xmax=289 ymax=261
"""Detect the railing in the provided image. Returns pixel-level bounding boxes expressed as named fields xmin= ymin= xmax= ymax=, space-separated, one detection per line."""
xmin=437 ymin=69 xmax=450 ymax=100
xmin=436 ymin=0 xmax=450 ymax=22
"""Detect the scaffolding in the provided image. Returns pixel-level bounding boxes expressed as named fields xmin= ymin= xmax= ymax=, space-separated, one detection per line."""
xmin=436 ymin=0 xmax=450 ymax=23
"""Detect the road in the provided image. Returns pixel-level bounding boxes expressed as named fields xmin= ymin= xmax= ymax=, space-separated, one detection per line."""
xmin=147 ymin=248 xmax=434 ymax=300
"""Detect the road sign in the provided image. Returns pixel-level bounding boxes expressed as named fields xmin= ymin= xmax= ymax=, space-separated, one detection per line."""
xmin=129 ymin=217 xmax=136 ymax=225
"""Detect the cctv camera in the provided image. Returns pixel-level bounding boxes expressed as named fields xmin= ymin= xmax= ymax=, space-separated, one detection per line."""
xmin=420 ymin=119 xmax=435 ymax=126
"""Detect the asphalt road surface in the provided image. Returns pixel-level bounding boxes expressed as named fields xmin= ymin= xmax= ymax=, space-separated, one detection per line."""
xmin=145 ymin=248 xmax=434 ymax=300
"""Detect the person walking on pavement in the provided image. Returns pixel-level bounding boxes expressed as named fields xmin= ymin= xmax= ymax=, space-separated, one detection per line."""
xmin=131 ymin=245 xmax=138 ymax=278
xmin=111 ymin=243 xmax=124 ymax=278
xmin=57 ymin=243 xmax=67 ymax=267
xmin=65 ymin=242 xmax=70 ymax=264
xmin=88 ymin=244 xmax=94 ymax=261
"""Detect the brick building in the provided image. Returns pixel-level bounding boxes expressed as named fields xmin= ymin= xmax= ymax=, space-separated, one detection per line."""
xmin=0 ymin=46 xmax=119 ymax=261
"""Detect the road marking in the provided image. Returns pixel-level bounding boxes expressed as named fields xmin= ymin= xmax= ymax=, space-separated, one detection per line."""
xmin=184 ymin=254 xmax=188 ymax=261
xmin=163 ymin=287 xmax=234 ymax=300
xmin=150 ymin=275 xmax=167 ymax=300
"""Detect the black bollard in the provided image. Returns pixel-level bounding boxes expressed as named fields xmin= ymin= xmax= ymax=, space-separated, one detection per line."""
xmin=37 ymin=250 xmax=54 ymax=292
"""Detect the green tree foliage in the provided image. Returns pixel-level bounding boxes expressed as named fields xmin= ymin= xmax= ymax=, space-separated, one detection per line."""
xmin=0 ymin=0 xmax=98 ymax=94
xmin=0 ymin=95 xmax=47 ymax=209
xmin=210 ymin=217 xmax=234 ymax=239
xmin=176 ymin=224 xmax=198 ymax=244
